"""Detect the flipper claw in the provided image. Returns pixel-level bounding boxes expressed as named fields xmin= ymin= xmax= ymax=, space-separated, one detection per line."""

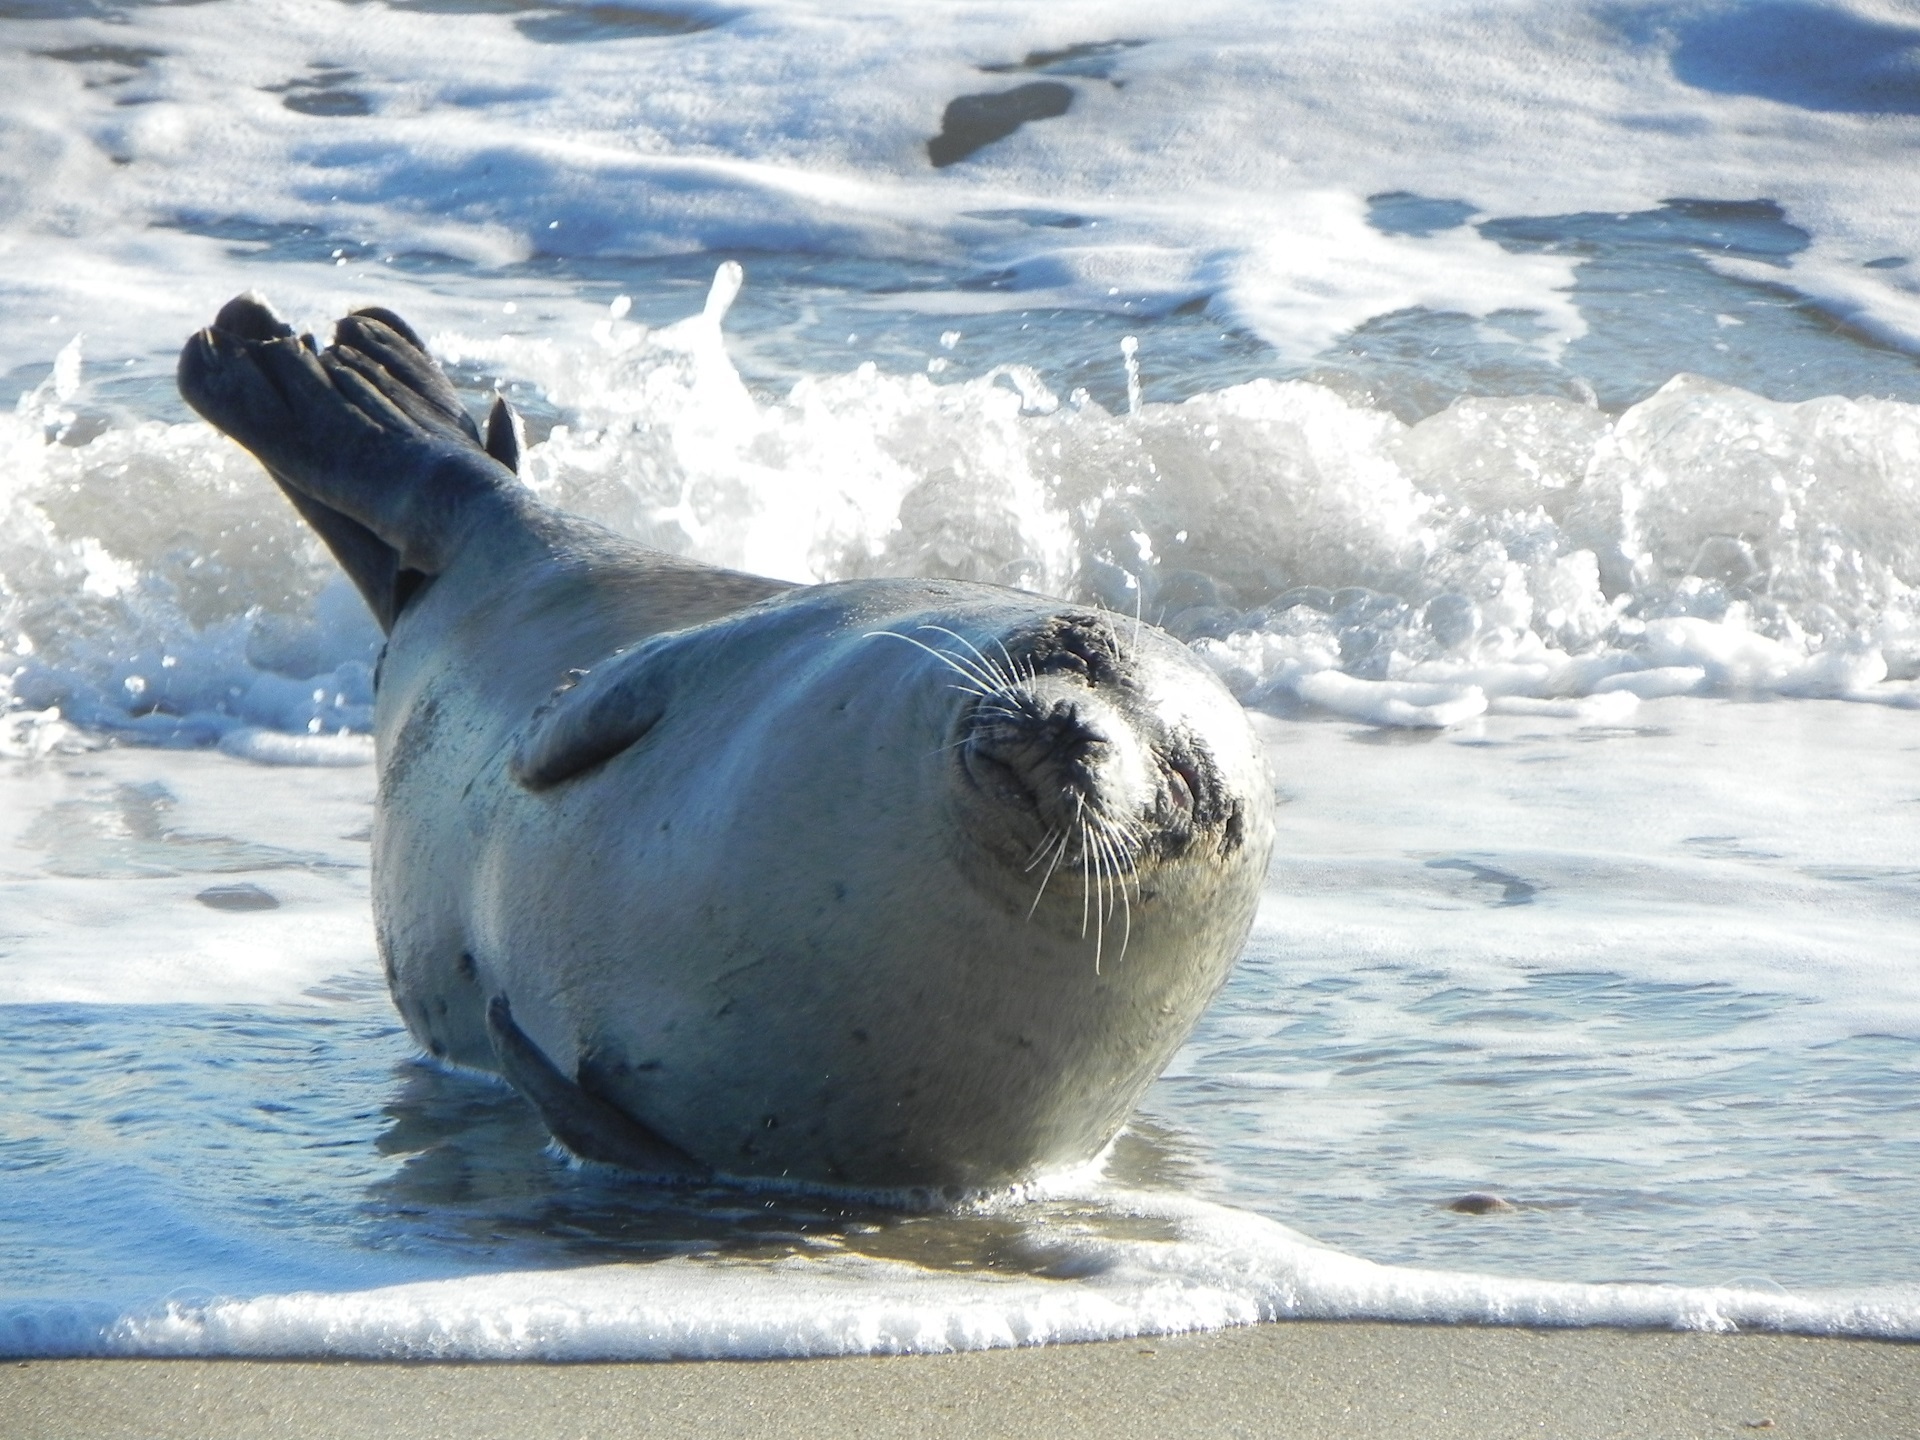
xmin=211 ymin=292 xmax=295 ymax=343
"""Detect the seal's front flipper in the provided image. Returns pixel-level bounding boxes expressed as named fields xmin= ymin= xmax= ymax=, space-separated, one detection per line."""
xmin=485 ymin=995 xmax=710 ymax=1181
xmin=510 ymin=640 xmax=673 ymax=790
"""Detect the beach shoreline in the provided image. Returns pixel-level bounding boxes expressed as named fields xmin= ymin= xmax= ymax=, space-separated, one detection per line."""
xmin=5 ymin=1322 xmax=1915 ymax=1440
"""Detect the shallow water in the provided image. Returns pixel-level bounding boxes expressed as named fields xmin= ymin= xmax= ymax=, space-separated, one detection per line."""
xmin=2 ymin=700 xmax=1916 ymax=1353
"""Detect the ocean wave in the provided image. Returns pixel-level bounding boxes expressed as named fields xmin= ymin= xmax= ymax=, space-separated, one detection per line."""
xmin=5 ymin=274 xmax=1917 ymax=755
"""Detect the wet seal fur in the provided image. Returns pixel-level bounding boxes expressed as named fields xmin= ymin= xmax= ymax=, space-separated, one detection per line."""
xmin=177 ymin=293 xmax=1275 ymax=1192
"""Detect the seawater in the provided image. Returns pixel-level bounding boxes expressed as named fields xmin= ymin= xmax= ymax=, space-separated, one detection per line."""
xmin=1 ymin=0 xmax=1918 ymax=1357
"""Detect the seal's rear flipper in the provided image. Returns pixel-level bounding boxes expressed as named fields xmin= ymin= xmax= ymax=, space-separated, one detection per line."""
xmin=485 ymin=995 xmax=710 ymax=1182
xmin=183 ymin=299 xmax=410 ymax=625
xmin=178 ymin=294 xmax=518 ymax=612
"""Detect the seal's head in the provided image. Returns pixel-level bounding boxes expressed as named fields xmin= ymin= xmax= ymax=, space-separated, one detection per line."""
xmin=925 ymin=610 xmax=1264 ymax=969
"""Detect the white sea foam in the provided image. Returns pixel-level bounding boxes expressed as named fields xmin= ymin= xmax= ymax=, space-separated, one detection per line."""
xmin=3 ymin=1188 xmax=1913 ymax=1360
xmin=3 ymin=1 xmax=1920 ymax=368
xmin=6 ymin=281 xmax=1918 ymax=744
xmin=5 ymin=2 xmax=1920 ymax=745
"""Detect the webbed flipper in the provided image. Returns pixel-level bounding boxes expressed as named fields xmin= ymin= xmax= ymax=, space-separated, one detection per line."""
xmin=177 ymin=294 xmax=516 ymax=615
xmin=485 ymin=995 xmax=709 ymax=1181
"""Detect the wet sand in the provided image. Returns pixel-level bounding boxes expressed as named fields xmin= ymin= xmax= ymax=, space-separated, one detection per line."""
xmin=4 ymin=1323 xmax=1916 ymax=1440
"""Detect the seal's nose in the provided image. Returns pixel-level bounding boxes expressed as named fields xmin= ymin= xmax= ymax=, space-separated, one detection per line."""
xmin=960 ymin=681 xmax=1155 ymax=844
xmin=963 ymin=691 xmax=1108 ymax=827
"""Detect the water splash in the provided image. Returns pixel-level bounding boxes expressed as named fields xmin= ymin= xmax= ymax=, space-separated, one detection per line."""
xmin=6 ymin=276 xmax=1919 ymax=753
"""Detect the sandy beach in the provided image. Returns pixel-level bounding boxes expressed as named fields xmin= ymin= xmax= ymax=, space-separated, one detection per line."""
xmin=4 ymin=1323 xmax=1916 ymax=1440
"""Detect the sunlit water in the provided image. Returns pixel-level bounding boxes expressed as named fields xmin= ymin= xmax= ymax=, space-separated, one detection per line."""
xmin=2 ymin=0 xmax=1918 ymax=1356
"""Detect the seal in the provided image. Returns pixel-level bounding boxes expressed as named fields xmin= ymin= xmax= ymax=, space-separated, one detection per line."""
xmin=177 ymin=293 xmax=1275 ymax=1191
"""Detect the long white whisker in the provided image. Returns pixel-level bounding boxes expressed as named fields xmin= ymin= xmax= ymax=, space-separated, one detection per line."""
xmin=1092 ymin=823 xmax=1133 ymax=968
xmin=1024 ymin=827 xmax=1061 ymax=872
xmin=1092 ymin=825 xmax=1110 ymax=975
xmin=991 ymin=638 xmax=1029 ymax=696
xmin=865 ymin=630 xmax=999 ymax=696
xmin=1108 ymin=835 xmax=1132 ymax=967
xmin=1076 ymin=796 xmax=1093 ymax=942
xmin=1027 ymin=825 xmax=1071 ymax=918
xmin=917 ymin=625 xmax=1014 ymax=699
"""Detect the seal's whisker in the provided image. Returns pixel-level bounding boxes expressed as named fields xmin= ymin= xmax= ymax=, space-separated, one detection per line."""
xmin=1080 ymin=808 xmax=1138 ymax=971
xmin=1091 ymin=809 xmax=1144 ymax=876
xmin=865 ymin=629 xmax=1005 ymax=697
xmin=1024 ymin=827 xmax=1062 ymax=872
xmin=1101 ymin=821 xmax=1137 ymax=905
xmin=870 ymin=628 xmax=1006 ymax=698
xmin=1094 ymin=607 xmax=1124 ymax=668
xmin=992 ymin=638 xmax=1029 ymax=696
xmin=1075 ymin=796 xmax=1095 ymax=943
xmin=1087 ymin=823 xmax=1105 ymax=973
xmin=1109 ymin=836 xmax=1130 ymax=965
xmin=1097 ymin=826 xmax=1133 ymax=967
xmin=916 ymin=625 xmax=1016 ymax=701
xmin=971 ymin=701 xmax=1033 ymax=724
xmin=1026 ymin=825 xmax=1072 ymax=918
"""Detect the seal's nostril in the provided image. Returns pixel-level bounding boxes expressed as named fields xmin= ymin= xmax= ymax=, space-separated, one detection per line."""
xmin=963 ymin=694 xmax=1110 ymax=822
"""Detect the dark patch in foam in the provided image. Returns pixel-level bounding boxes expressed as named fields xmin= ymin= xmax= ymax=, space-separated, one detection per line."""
xmin=1366 ymin=191 xmax=1478 ymax=238
xmin=195 ymin=882 xmax=281 ymax=912
xmin=1 ymin=0 xmax=218 ymax=16
xmin=36 ymin=43 xmax=167 ymax=69
xmin=978 ymin=39 xmax=1145 ymax=81
xmin=263 ymin=66 xmax=372 ymax=119
xmin=513 ymin=4 xmax=734 ymax=44
xmin=1426 ymin=858 xmax=1538 ymax=907
xmin=928 ymin=83 xmax=1073 ymax=168
xmin=1660 ymin=1 xmax=1920 ymax=115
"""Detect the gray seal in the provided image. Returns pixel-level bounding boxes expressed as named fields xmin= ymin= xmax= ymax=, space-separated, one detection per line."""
xmin=177 ymin=295 xmax=1274 ymax=1192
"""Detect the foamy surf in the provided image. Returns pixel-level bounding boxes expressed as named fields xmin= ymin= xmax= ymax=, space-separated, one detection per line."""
xmin=5 ymin=1188 xmax=1915 ymax=1361
xmin=6 ymin=277 xmax=1919 ymax=753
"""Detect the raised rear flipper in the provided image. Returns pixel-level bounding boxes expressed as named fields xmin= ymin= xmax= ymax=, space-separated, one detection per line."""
xmin=178 ymin=294 xmax=522 ymax=627
xmin=485 ymin=996 xmax=710 ymax=1181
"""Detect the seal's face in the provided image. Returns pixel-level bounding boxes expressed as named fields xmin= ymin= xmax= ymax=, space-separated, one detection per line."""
xmin=936 ymin=610 xmax=1266 ymax=971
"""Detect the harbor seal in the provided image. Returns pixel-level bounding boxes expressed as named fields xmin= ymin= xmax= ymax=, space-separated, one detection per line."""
xmin=176 ymin=294 xmax=1274 ymax=1192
